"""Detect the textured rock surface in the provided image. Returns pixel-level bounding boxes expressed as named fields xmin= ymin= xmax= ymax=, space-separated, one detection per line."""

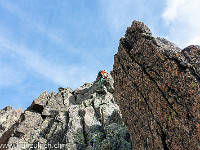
xmin=0 ymin=75 xmax=131 ymax=150
xmin=113 ymin=20 xmax=200 ymax=150
xmin=0 ymin=106 xmax=24 ymax=147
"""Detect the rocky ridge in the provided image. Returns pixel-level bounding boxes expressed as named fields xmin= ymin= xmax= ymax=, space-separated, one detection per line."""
xmin=113 ymin=20 xmax=199 ymax=150
xmin=1 ymin=20 xmax=199 ymax=150
xmin=0 ymin=75 xmax=131 ymax=150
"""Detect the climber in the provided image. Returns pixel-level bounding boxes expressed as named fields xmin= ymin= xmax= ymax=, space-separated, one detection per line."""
xmin=98 ymin=70 xmax=103 ymax=84
xmin=98 ymin=70 xmax=102 ymax=77
xmin=101 ymin=70 xmax=108 ymax=77
xmin=98 ymin=70 xmax=108 ymax=84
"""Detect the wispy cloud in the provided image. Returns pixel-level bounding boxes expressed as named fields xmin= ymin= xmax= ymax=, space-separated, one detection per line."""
xmin=100 ymin=0 xmax=146 ymax=35
xmin=162 ymin=0 xmax=200 ymax=47
xmin=99 ymin=0 xmax=168 ymax=41
xmin=0 ymin=34 xmax=99 ymax=90
xmin=0 ymin=36 xmax=91 ymax=89
xmin=0 ymin=63 xmax=24 ymax=87
xmin=0 ymin=1 xmax=65 ymax=46
xmin=162 ymin=0 xmax=187 ymax=22
xmin=0 ymin=1 xmax=99 ymax=90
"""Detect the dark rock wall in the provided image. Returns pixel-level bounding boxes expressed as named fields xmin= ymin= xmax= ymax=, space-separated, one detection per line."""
xmin=113 ymin=20 xmax=199 ymax=150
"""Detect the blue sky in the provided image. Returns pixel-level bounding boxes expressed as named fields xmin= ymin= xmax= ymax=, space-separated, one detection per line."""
xmin=0 ymin=0 xmax=199 ymax=110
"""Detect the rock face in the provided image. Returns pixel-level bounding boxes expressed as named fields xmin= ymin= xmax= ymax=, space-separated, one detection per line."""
xmin=113 ymin=20 xmax=200 ymax=150
xmin=0 ymin=106 xmax=24 ymax=147
xmin=0 ymin=75 xmax=131 ymax=150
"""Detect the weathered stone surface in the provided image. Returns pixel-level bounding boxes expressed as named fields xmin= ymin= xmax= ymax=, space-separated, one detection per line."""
xmin=0 ymin=74 xmax=131 ymax=150
xmin=59 ymin=87 xmax=75 ymax=106
xmin=101 ymin=123 xmax=131 ymax=150
xmin=27 ymin=91 xmax=48 ymax=114
xmin=0 ymin=106 xmax=24 ymax=148
xmin=113 ymin=20 xmax=200 ymax=150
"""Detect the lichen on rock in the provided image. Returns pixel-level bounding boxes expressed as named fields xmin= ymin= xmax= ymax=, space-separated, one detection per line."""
xmin=113 ymin=20 xmax=200 ymax=150
xmin=0 ymin=74 xmax=131 ymax=150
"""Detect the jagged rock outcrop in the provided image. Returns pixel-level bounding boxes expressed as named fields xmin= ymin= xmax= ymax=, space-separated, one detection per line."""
xmin=113 ymin=20 xmax=200 ymax=150
xmin=0 ymin=75 xmax=131 ymax=150
xmin=0 ymin=106 xmax=24 ymax=147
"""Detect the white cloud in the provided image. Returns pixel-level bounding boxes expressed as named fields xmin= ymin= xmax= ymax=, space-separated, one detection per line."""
xmin=0 ymin=1 xmax=65 ymax=45
xmin=162 ymin=0 xmax=200 ymax=47
xmin=100 ymin=0 xmax=146 ymax=35
xmin=188 ymin=37 xmax=200 ymax=46
xmin=162 ymin=0 xmax=187 ymax=22
xmin=0 ymin=36 xmax=81 ymax=88
xmin=0 ymin=64 xmax=24 ymax=87
xmin=0 ymin=35 xmax=99 ymax=90
xmin=101 ymin=0 xmax=200 ymax=48
xmin=0 ymin=1 xmax=99 ymax=89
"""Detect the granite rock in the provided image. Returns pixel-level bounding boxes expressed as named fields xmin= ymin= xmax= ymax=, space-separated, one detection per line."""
xmin=0 ymin=74 xmax=131 ymax=150
xmin=113 ymin=20 xmax=200 ymax=150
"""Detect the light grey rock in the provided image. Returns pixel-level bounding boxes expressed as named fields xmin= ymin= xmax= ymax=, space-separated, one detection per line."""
xmin=65 ymin=105 xmax=86 ymax=149
xmin=0 ymin=106 xmax=24 ymax=145
xmin=83 ymin=106 xmax=101 ymax=133
xmin=0 ymin=74 xmax=131 ymax=150
xmin=59 ymin=87 xmax=75 ymax=106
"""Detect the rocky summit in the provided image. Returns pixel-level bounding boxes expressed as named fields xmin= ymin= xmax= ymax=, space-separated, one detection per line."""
xmin=1 ymin=20 xmax=200 ymax=150
xmin=0 ymin=75 xmax=131 ymax=150
xmin=113 ymin=20 xmax=199 ymax=149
